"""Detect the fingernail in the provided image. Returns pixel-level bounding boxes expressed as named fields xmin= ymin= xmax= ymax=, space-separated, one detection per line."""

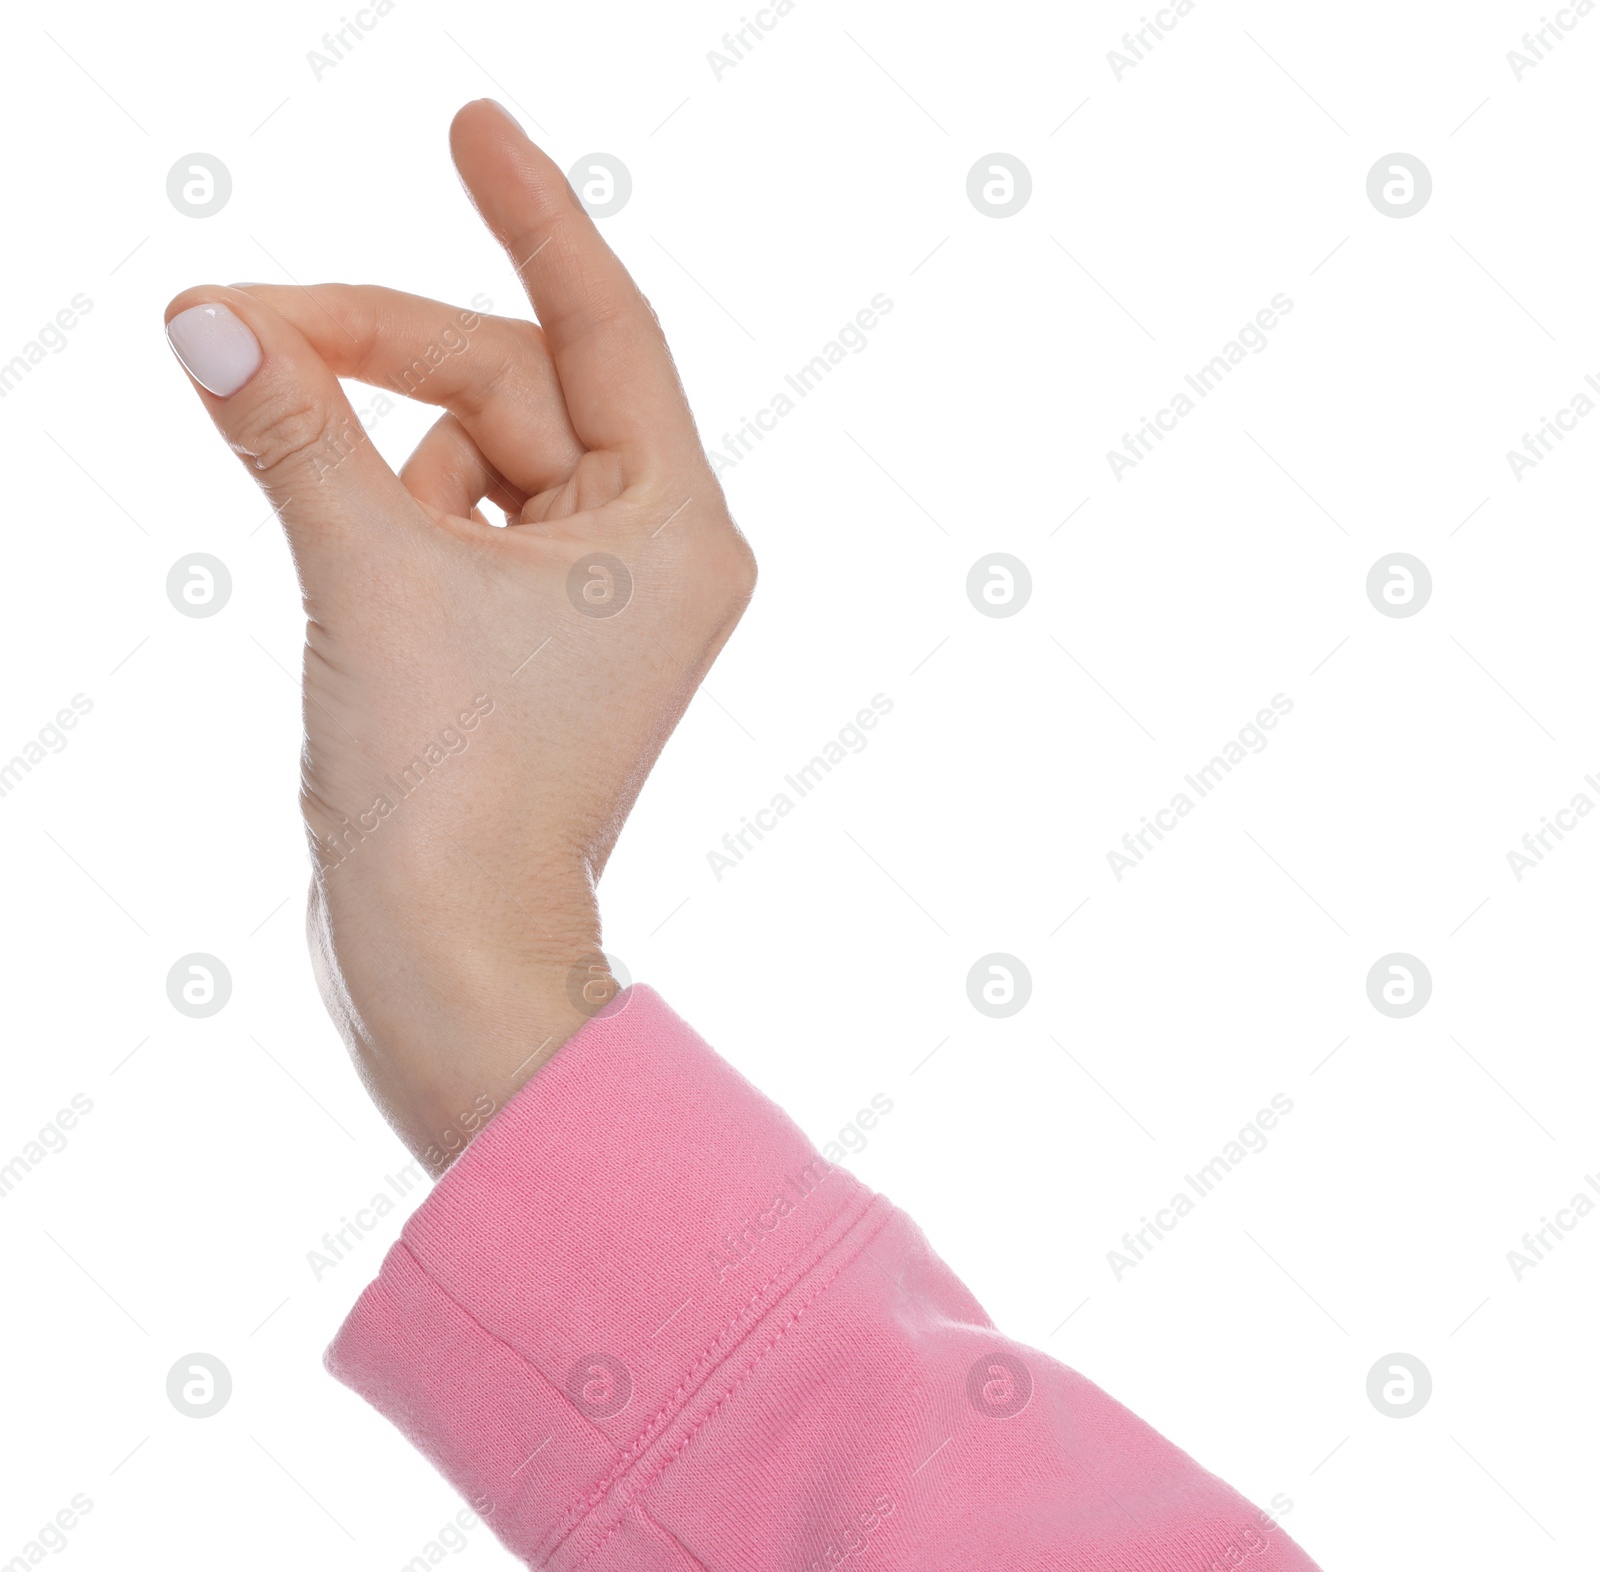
xmin=166 ymin=302 xmax=262 ymax=397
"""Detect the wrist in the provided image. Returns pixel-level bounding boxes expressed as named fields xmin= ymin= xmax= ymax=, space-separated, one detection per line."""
xmin=402 ymin=953 xmax=608 ymax=1176
xmin=311 ymin=883 xmax=614 ymax=1172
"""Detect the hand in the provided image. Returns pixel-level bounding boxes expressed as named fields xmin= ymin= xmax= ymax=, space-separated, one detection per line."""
xmin=164 ymin=100 xmax=755 ymax=1168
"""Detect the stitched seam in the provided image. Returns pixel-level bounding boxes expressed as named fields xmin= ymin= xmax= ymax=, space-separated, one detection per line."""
xmin=381 ymin=1184 xmax=883 ymax=1564
xmin=571 ymin=1200 xmax=899 ymax=1569
xmin=385 ymin=1239 xmax=628 ymax=1452
xmin=536 ymin=1176 xmax=881 ymax=1554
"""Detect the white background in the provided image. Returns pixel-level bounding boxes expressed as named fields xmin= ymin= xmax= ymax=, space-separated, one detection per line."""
xmin=2 ymin=0 xmax=1597 ymax=1566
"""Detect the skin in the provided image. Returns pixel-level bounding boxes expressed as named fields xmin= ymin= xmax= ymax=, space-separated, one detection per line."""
xmin=165 ymin=100 xmax=756 ymax=1168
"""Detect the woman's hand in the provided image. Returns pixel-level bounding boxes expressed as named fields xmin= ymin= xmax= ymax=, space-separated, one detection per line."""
xmin=164 ymin=100 xmax=755 ymax=1168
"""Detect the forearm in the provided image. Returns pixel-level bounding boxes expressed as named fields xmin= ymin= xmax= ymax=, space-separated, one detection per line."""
xmin=326 ymin=987 xmax=1321 ymax=1571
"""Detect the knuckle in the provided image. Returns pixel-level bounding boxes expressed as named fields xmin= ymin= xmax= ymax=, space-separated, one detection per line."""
xmin=723 ymin=533 xmax=758 ymax=604
xmin=694 ymin=528 xmax=757 ymax=618
xmin=235 ymin=389 xmax=347 ymax=479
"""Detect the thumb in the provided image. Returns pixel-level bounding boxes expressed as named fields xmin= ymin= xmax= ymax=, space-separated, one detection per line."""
xmin=164 ymin=286 xmax=419 ymax=576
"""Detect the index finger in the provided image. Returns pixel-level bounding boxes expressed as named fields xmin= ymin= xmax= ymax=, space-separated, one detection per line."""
xmin=450 ymin=100 xmax=697 ymax=465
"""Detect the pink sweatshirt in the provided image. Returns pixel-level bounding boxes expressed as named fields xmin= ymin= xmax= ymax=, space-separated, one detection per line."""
xmin=327 ymin=986 xmax=1322 ymax=1571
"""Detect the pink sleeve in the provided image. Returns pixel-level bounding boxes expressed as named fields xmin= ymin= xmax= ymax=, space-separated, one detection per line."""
xmin=326 ymin=985 xmax=1323 ymax=1572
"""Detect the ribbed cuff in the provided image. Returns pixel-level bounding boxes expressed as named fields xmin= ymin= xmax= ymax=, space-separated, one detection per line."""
xmin=325 ymin=984 xmax=875 ymax=1566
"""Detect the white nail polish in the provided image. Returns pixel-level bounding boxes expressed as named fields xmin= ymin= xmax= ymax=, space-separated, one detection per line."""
xmin=166 ymin=303 xmax=262 ymax=397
